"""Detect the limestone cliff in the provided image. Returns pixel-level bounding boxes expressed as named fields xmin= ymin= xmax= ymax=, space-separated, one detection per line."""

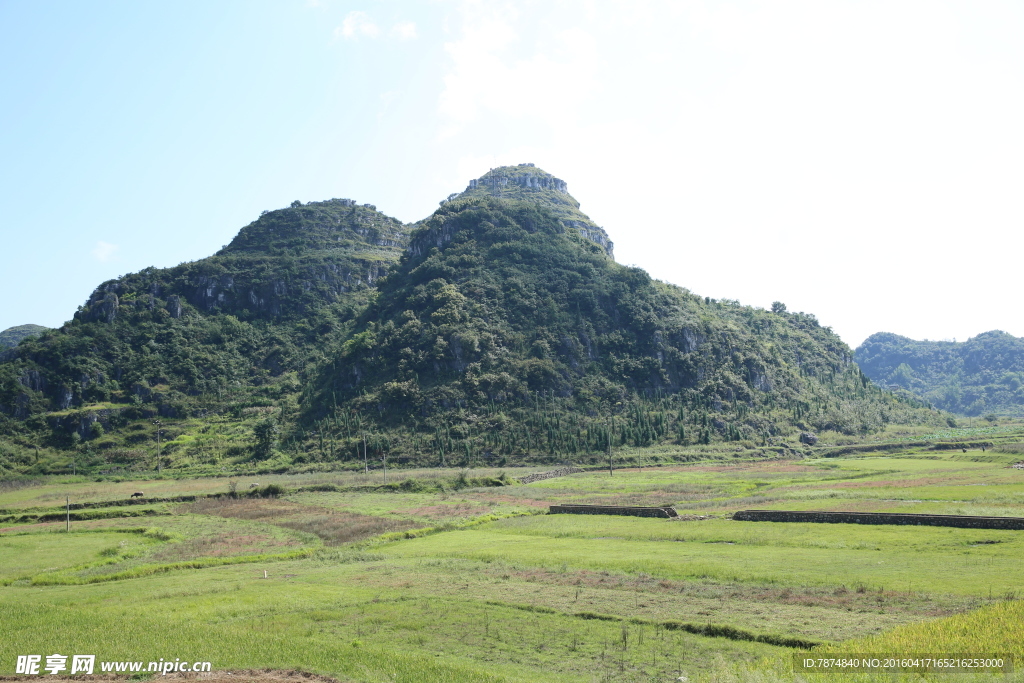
xmin=443 ymin=164 xmax=615 ymax=258
xmin=74 ymin=199 xmax=408 ymax=325
xmin=1 ymin=199 xmax=408 ymax=421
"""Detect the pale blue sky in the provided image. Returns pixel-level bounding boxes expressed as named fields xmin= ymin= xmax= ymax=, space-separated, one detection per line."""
xmin=2 ymin=1 xmax=1022 ymax=347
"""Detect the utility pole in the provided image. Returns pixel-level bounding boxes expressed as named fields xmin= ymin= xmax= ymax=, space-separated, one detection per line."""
xmin=66 ymin=496 xmax=70 ymax=532
xmin=606 ymin=421 xmax=613 ymax=476
xmin=383 ymin=449 xmax=387 ymax=484
xmin=152 ymin=420 xmax=163 ymax=473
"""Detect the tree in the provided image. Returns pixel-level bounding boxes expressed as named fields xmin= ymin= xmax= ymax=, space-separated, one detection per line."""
xmin=771 ymin=301 xmax=787 ymax=314
xmin=253 ymin=418 xmax=279 ymax=459
xmin=889 ymin=363 xmax=915 ymax=388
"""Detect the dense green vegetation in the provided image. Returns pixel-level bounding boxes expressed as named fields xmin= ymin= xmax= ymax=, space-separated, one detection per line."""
xmin=0 ymin=166 xmax=943 ymax=477
xmin=856 ymin=330 xmax=1024 ymax=416
xmin=0 ymin=199 xmax=407 ymax=473
xmin=303 ymin=191 xmax=940 ymax=467
xmin=0 ymin=324 xmax=48 ymax=349
xmin=453 ymin=163 xmax=614 ymax=255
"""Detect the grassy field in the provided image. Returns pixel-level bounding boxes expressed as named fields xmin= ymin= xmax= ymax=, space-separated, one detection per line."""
xmin=2 ymin=431 xmax=1024 ymax=681
xmin=0 ymin=529 xmax=161 ymax=582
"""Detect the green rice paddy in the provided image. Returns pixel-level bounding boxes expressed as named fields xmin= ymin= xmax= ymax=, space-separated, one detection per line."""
xmin=3 ymin=440 xmax=1024 ymax=681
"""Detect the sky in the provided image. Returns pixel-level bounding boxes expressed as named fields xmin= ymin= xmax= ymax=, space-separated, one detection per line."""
xmin=2 ymin=0 xmax=1022 ymax=349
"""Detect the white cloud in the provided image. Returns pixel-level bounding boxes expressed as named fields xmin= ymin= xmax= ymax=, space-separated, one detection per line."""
xmin=378 ymin=90 xmax=400 ymax=120
xmin=335 ymin=11 xmax=380 ymax=40
xmin=91 ymin=241 xmax=118 ymax=262
xmin=391 ymin=21 xmax=417 ymax=40
xmin=437 ymin=3 xmax=600 ymax=139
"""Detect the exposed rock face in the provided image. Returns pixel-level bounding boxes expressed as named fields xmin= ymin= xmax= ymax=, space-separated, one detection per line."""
xmin=74 ymin=286 xmax=121 ymax=324
xmin=799 ymin=432 xmax=819 ymax=445
xmin=95 ymin=292 xmax=119 ymax=323
xmin=166 ymin=295 xmax=183 ymax=319
xmin=467 ymin=172 xmax=568 ymax=194
xmin=562 ymin=219 xmax=614 ymax=257
xmin=57 ymin=385 xmax=73 ymax=410
xmin=407 ymin=217 xmax=461 ymax=258
xmin=65 ymin=201 xmax=406 ymax=327
xmin=18 ymin=369 xmax=46 ymax=392
xmin=186 ymin=263 xmax=390 ymax=318
xmin=452 ymin=165 xmax=616 ymax=259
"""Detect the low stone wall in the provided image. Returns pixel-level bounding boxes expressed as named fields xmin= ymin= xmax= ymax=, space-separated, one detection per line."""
xmin=733 ymin=509 xmax=1024 ymax=530
xmin=519 ymin=467 xmax=584 ymax=485
xmin=549 ymin=504 xmax=677 ymax=519
xmin=817 ymin=442 xmax=930 ymax=458
xmin=932 ymin=441 xmax=994 ymax=450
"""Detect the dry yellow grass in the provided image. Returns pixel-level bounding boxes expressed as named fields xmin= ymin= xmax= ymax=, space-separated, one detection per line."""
xmin=187 ymin=496 xmax=419 ymax=545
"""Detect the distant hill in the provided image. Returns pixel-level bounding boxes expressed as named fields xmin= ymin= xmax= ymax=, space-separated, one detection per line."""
xmin=855 ymin=330 xmax=1024 ymax=416
xmin=0 ymin=324 xmax=49 ymax=349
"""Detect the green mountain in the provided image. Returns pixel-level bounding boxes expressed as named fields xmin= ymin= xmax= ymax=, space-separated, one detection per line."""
xmin=299 ymin=167 xmax=937 ymax=467
xmin=450 ymin=163 xmax=614 ymax=256
xmin=0 ymin=167 xmax=940 ymax=476
xmin=855 ymin=330 xmax=1024 ymax=416
xmin=0 ymin=198 xmax=405 ymax=444
xmin=0 ymin=324 xmax=49 ymax=349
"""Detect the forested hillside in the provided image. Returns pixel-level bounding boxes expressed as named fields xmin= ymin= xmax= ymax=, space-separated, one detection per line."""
xmin=0 ymin=199 xmax=406 ymax=472
xmin=300 ymin=172 xmax=938 ymax=468
xmin=856 ymin=330 xmax=1024 ymax=416
xmin=0 ymin=167 xmax=942 ymax=477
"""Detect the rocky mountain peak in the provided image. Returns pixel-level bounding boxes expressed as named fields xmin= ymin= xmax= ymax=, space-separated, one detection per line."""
xmin=443 ymin=164 xmax=615 ymax=259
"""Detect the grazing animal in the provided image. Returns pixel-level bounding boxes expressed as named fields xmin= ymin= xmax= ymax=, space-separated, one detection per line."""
xmin=130 ymin=492 xmax=144 ymax=498
xmin=248 ymin=483 xmax=260 ymax=489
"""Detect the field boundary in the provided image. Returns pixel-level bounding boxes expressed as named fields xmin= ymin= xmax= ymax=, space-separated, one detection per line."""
xmin=0 ymin=496 xmax=200 ymax=515
xmin=518 ymin=466 xmax=585 ymax=484
xmin=816 ymin=442 xmax=929 ymax=457
xmin=364 ymin=508 xmax=548 ymax=547
xmin=734 ymin=509 xmax=1024 ymax=530
xmin=549 ymin=504 xmax=678 ymax=518
xmin=484 ymin=600 xmax=823 ymax=649
xmin=0 ymin=508 xmax=168 ymax=524
xmin=24 ymin=547 xmax=318 ymax=586
xmin=932 ymin=441 xmax=996 ymax=450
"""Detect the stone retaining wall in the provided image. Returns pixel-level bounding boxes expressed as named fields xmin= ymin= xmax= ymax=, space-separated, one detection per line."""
xmin=931 ymin=441 xmax=995 ymax=450
xmin=733 ymin=509 xmax=1024 ymax=530
xmin=519 ymin=467 xmax=584 ymax=485
xmin=549 ymin=504 xmax=677 ymax=518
